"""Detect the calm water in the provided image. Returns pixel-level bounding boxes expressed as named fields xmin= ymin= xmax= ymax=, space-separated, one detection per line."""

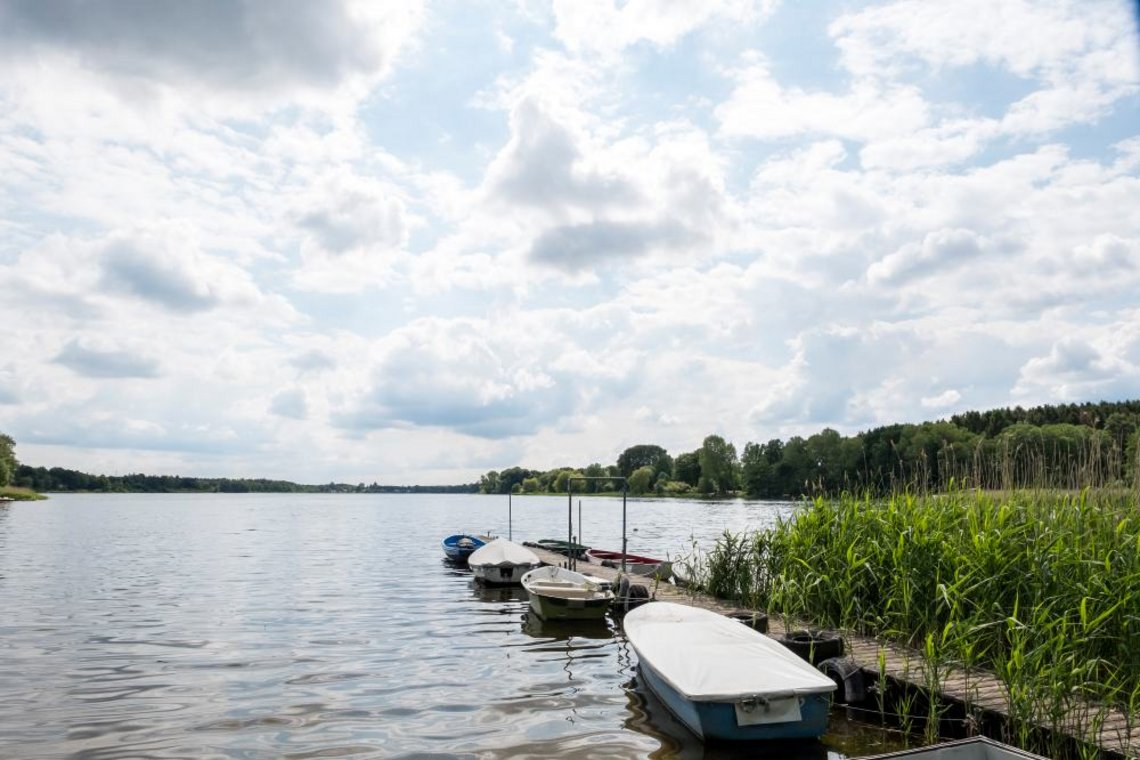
xmin=0 ymin=494 xmax=909 ymax=758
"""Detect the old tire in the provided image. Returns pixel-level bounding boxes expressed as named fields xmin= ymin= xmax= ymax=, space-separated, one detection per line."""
xmin=778 ymin=629 xmax=844 ymax=665
xmin=818 ymin=656 xmax=865 ymax=704
xmin=727 ymin=610 xmax=769 ymax=633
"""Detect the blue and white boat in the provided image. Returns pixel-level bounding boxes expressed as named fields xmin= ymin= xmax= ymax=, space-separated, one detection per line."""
xmin=623 ymin=602 xmax=836 ymax=742
xmin=441 ymin=533 xmax=486 ymax=563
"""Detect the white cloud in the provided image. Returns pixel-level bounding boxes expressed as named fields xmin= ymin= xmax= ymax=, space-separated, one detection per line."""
xmin=717 ymin=60 xmax=930 ymax=142
xmin=1 ymin=1 xmax=1138 ymax=484
xmin=551 ymin=0 xmax=764 ymax=57
xmin=922 ymin=390 xmax=962 ymax=409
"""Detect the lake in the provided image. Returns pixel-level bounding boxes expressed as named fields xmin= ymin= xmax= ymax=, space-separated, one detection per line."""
xmin=0 ymin=493 xmax=910 ymax=758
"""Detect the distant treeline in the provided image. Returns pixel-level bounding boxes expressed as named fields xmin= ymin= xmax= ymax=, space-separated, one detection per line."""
xmin=10 ymin=466 xmax=478 ymax=495
xmin=478 ymin=399 xmax=1140 ymax=498
xmin=4 ymin=399 xmax=1139 ymax=498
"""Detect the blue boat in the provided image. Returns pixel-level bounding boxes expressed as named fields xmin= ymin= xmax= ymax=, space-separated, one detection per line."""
xmin=441 ymin=533 xmax=486 ymax=563
xmin=623 ymin=602 xmax=836 ymax=742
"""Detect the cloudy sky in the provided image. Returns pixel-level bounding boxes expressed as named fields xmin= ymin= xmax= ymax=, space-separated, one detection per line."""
xmin=1 ymin=1 xmax=1138 ymax=484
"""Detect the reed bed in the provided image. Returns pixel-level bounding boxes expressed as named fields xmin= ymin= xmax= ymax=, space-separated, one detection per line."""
xmin=696 ymin=487 xmax=1140 ymax=758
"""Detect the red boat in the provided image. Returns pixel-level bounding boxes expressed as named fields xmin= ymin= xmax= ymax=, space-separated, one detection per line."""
xmin=585 ymin=548 xmax=672 ymax=580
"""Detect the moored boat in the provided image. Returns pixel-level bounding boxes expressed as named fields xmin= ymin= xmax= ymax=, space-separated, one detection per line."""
xmin=534 ymin=538 xmax=589 ymax=559
xmin=623 ymin=602 xmax=836 ymax=742
xmin=861 ymin=737 xmax=1046 ymax=759
xmin=468 ymin=538 xmax=541 ymax=586
xmin=441 ymin=533 xmax=486 ymax=563
xmin=585 ymin=548 xmax=672 ymax=580
xmin=521 ymin=565 xmax=614 ymax=621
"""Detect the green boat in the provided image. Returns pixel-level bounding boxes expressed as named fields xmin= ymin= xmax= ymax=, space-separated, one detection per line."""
xmin=521 ymin=566 xmax=614 ymax=621
xmin=535 ymin=539 xmax=589 ymax=559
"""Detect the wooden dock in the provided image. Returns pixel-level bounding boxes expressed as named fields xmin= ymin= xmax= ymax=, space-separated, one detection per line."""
xmin=527 ymin=545 xmax=1139 ymax=758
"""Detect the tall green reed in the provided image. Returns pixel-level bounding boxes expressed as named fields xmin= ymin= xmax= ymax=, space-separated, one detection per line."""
xmin=703 ymin=485 xmax=1139 ymax=757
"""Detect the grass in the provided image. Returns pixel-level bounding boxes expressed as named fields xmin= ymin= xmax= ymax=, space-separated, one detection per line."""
xmin=0 ymin=485 xmax=45 ymax=500
xmin=692 ymin=486 xmax=1140 ymax=758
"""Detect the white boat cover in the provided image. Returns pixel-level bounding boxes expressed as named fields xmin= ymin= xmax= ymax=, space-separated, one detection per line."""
xmin=623 ymin=602 xmax=837 ymax=703
xmin=468 ymin=538 xmax=540 ymax=568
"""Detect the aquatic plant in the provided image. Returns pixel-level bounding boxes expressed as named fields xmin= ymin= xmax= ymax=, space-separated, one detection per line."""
xmin=702 ymin=485 xmax=1140 ymax=758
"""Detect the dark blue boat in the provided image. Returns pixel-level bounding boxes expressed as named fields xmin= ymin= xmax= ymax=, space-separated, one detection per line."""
xmin=442 ymin=533 xmax=486 ymax=563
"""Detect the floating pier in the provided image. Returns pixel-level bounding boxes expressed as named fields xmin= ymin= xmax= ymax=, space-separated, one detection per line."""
xmin=527 ymin=544 xmax=1139 ymax=758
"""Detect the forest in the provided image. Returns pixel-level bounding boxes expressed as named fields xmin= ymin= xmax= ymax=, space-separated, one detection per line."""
xmin=2 ymin=399 xmax=1139 ymax=497
xmin=478 ymin=399 xmax=1140 ymax=498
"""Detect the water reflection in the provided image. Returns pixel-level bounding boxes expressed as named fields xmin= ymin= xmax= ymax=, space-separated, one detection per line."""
xmin=0 ymin=494 xmax=910 ymax=759
xmin=519 ymin=612 xmax=614 ymax=642
xmin=621 ymin=672 xmax=835 ymax=760
xmin=469 ymin=581 xmax=528 ymax=604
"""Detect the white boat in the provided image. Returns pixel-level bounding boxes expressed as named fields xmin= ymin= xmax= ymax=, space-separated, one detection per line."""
xmin=520 ymin=565 xmax=615 ymax=621
xmin=467 ymin=538 xmax=541 ymax=586
xmin=623 ymin=602 xmax=836 ymax=742
xmin=862 ymin=737 xmax=1047 ymax=759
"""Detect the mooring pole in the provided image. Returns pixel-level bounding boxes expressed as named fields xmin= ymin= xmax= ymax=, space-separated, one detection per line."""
xmin=567 ymin=484 xmax=573 ymax=571
xmin=508 ymin=491 xmax=512 ymax=541
xmin=578 ymin=499 xmax=582 ymax=551
xmin=621 ymin=482 xmax=628 ymax=574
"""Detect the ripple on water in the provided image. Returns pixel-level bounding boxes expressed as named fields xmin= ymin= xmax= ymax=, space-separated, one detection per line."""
xmin=0 ymin=494 xmax=909 ymax=759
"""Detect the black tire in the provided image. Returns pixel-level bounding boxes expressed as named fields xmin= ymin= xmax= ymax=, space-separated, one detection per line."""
xmin=727 ymin=610 xmax=769 ymax=633
xmin=778 ymin=629 xmax=844 ymax=665
xmin=614 ymin=580 xmax=651 ymax=613
xmin=817 ymin=656 xmax=865 ymax=704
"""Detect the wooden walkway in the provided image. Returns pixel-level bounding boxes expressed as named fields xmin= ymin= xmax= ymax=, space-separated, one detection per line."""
xmin=528 ymin=546 xmax=1139 ymax=758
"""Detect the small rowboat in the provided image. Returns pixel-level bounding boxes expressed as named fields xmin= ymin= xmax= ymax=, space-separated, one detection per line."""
xmin=468 ymin=538 xmax=540 ymax=586
xmin=585 ymin=548 xmax=672 ymax=580
xmin=534 ymin=538 xmax=589 ymax=559
xmin=441 ymin=533 xmax=486 ymax=563
xmin=623 ymin=602 xmax=836 ymax=742
xmin=862 ymin=737 xmax=1046 ymax=759
xmin=521 ymin=565 xmax=614 ymax=621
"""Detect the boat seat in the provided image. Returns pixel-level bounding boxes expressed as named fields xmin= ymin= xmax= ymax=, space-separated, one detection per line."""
xmin=528 ymin=582 xmax=602 ymax=599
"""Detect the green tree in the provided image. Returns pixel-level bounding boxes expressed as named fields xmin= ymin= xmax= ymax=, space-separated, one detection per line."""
xmin=673 ymin=450 xmax=700 ymax=486
xmin=478 ymin=470 xmax=500 ymax=494
xmin=552 ymin=469 xmax=584 ymax=493
xmin=616 ymin=444 xmax=672 ymax=479
xmin=582 ymin=462 xmax=606 ymax=492
xmin=740 ymin=441 xmax=774 ymax=498
xmin=698 ymin=435 xmax=738 ymax=495
xmin=628 ymin=466 xmax=654 ymax=495
xmin=0 ymin=434 xmax=17 ymax=487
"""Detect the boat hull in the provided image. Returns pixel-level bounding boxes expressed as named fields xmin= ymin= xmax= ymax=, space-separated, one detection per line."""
xmin=471 ymin=563 xmax=537 ymax=586
xmin=637 ymin=652 xmax=831 ymax=741
xmin=527 ymin=591 xmax=611 ymax=621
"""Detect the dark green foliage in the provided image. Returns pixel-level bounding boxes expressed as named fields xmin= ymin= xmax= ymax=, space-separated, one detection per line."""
xmin=473 ymin=399 xmax=1140 ymax=498
xmin=698 ymin=435 xmax=737 ymax=495
xmin=672 ymin=450 xmax=701 ymax=487
xmin=616 ymin=444 xmax=672 ymax=479
xmin=0 ymin=434 xmax=16 ymax=487
xmin=12 ymin=465 xmax=477 ymax=494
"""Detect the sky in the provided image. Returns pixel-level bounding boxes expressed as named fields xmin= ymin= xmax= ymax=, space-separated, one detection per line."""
xmin=1 ymin=0 xmax=1139 ymax=485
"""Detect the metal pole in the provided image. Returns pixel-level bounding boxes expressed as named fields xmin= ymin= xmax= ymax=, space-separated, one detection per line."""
xmin=621 ymin=482 xmax=628 ymax=574
xmin=508 ymin=491 xmax=512 ymax=541
xmin=567 ymin=484 xmax=573 ymax=571
xmin=578 ymin=499 xmax=582 ymax=551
